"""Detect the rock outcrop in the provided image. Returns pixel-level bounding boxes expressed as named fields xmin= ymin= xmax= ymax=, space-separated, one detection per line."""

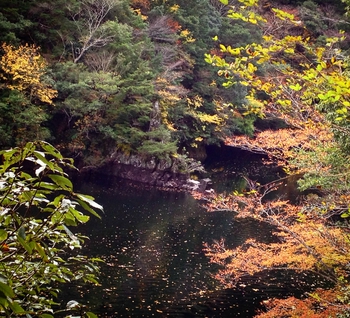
xmin=99 ymin=151 xmax=189 ymax=189
xmin=94 ymin=151 xmax=213 ymax=192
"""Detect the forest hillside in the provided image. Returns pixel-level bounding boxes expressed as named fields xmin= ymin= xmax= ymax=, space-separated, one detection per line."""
xmin=1 ymin=0 xmax=346 ymax=170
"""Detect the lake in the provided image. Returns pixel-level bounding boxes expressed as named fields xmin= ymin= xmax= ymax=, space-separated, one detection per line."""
xmin=61 ymin=167 xmax=320 ymax=317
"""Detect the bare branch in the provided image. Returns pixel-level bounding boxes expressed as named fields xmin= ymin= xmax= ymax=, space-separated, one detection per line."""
xmin=84 ymin=50 xmax=116 ymax=72
xmin=67 ymin=0 xmax=119 ymax=63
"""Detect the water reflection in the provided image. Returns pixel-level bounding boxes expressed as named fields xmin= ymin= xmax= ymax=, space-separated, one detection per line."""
xmin=61 ymin=175 xmax=315 ymax=317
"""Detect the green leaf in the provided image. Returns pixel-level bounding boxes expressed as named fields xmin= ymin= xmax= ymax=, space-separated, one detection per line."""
xmin=47 ymin=174 xmax=73 ymax=190
xmin=51 ymin=211 xmax=63 ymax=224
xmin=8 ymin=301 xmax=25 ymax=314
xmin=62 ymin=225 xmax=78 ymax=242
xmin=1 ymin=149 xmax=22 ymax=171
xmin=34 ymin=182 xmax=59 ymax=191
xmin=20 ymin=172 xmax=34 ymax=180
xmin=75 ymin=199 xmax=101 ymax=219
xmin=64 ymin=212 xmax=77 ymax=226
xmin=18 ymin=227 xmax=26 ymax=240
xmin=219 ymin=0 xmax=228 ymax=4
xmin=289 ymin=83 xmax=302 ymax=91
xmin=0 ymin=142 xmax=101 ymax=314
xmin=32 ymin=151 xmax=56 ymax=172
xmin=318 ymin=93 xmax=327 ymax=100
xmin=35 ymin=242 xmax=48 ymax=262
xmin=86 ymin=312 xmax=98 ymax=318
xmin=0 ymin=282 xmax=15 ymax=298
xmin=76 ymin=194 xmax=103 ymax=211
xmin=51 ymin=194 xmax=65 ymax=208
xmin=91 ymin=257 xmax=104 ymax=263
xmin=0 ymin=274 xmax=8 ymax=284
xmin=0 ymin=295 xmax=9 ymax=309
xmin=17 ymin=236 xmax=33 ymax=254
xmin=70 ymin=208 xmax=90 ymax=223
xmin=40 ymin=142 xmax=63 ymax=160
xmin=0 ymin=229 xmax=8 ymax=242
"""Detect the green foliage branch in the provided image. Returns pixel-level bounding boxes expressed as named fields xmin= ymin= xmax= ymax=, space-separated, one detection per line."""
xmin=0 ymin=141 xmax=103 ymax=317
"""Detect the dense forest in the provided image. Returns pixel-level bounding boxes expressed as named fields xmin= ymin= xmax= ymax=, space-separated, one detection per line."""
xmin=0 ymin=0 xmax=293 ymax=170
xmin=0 ymin=0 xmax=347 ymax=167
xmin=2 ymin=0 xmax=350 ymax=316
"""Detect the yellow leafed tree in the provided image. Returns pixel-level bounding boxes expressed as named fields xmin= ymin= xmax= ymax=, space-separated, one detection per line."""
xmin=0 ymin=43 xmax=57 ymax=104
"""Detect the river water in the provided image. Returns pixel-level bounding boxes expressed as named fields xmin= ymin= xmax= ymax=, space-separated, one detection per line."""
xmin=62 ymin=147 xmax=324 ymax=317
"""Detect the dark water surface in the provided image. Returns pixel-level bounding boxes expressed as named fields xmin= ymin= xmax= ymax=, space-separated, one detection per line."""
xmin=60 ymin=173 xmax=318 ymax=318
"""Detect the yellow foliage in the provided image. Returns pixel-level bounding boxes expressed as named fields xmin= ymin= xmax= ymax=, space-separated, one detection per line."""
xmin=180 ymin=29 xmax=190 ymax=37
xmin=242 ymin=95 xmax=265 ymax=117
xmin=186 ymin=95 xmax=225 ymax=129
xmin=271 ymin=8 xmax=296 ymax=23
xmin=187 ymin=95 xmax=203 ymax=109
xmin=155 ymin=75 xmax=189 ymax=132
xmin=196 ymin=113 xmax=223 ymax=125
xmin=180 ymin=29 xmax=196 ymax=43
xmin=158 ymin=90 xmax=181 ymax=102
xmin=0 ymin=43 xmax=57 ymax=104
xmin=169 ymin=4 xmax=180 ymax=12
xmin=160 ymin=107 xmax=177 ymax=131
xmin=238 ymin=0 xmax=259 ymax=6
xmin=132 ymin=8 xmax=148 ymax=20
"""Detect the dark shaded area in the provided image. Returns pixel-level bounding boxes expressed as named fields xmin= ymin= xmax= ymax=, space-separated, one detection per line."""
xmin=58 ymin=176 xmax=330 ymax=317
xmin=204 ymin=144 xmax=284 ymax=193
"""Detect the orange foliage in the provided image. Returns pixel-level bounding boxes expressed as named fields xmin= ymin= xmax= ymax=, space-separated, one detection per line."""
xmin=131 ymin=0 xmax=150 ymax=11
xmin=256 ymin=289 xmax=349 ymax=318
xmin=224 ymin=123 xmax=333 ymax=166
xmin=197 ymin=184 xmax=350 ymax=316
xmin=209 ymin=48 xmax=224 ymax=58
xmin=204 ymin=219 xmax=350 ymax=285
xmin=166 ymin=18 xmax=181 ymax=32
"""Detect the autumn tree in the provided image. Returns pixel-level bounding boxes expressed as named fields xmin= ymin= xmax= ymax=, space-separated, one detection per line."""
xmin=196 ymin=182 xmax=350 ymax=316
xmin=0 ymin=43 xmax=57 ymax=104
xmin=205 ymin=0 xmax=350 ymax=186
xmin=199 ymin=0 xmax=350 ymax=316
xmin=146 ymin=0 xmax=258 ymax=153
xmin=0 ymin=43 xmax=57 ymax=148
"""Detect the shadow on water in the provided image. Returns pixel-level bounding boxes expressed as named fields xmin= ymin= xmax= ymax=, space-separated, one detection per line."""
xmin=58 ymin=172 xmax=330 ymax=317
xmin=204 ymin=145 xmax=284 ymax=193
